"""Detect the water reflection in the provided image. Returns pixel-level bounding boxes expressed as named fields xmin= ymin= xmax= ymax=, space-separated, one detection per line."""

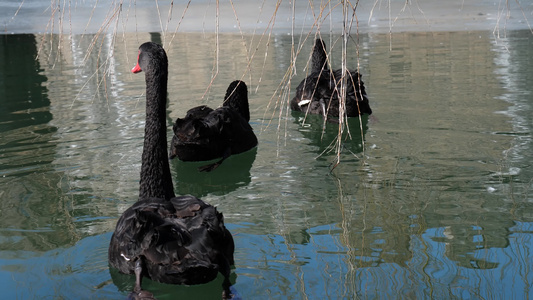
xmin=172 ymin=148 xmax=257 ymax=197
xmin=0 ymin=34 xmax=56 ymax=176
xmin=0 ymin=30 xmax=532 ymax=299
xmin=0 ymin=34 xmax=80 ymax=254
xmin=292 ymin=111 xmax=370 ymax=159
xmin=492 ymin=30 xmax=533 ymax=200
xmin=109 ymin=261 xmax=233 ymax=299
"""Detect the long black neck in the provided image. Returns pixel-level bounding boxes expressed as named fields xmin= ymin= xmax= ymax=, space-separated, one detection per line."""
xmin=138 ymin=65 xmax=175 ymax=200
xmin=311 ymin=39 xmax=328 ymax=74
xmin=223 ymin=81 xmax=250 ymax=122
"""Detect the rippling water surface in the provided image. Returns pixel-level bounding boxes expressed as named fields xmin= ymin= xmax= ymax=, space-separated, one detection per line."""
xmin=0 ymin=30 xmax=532 ymax=299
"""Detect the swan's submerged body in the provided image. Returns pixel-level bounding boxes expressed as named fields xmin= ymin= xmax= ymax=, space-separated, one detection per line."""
xmin=291 ymin=39 xmax=372 ymax=119
xmin=108 ymin=42 xmax=234 ymax=298
xmin=170 ymin=80 xmax=257 ymax=171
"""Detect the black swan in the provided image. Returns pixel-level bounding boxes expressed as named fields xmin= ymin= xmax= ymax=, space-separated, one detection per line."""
xmin=169 ymin=80 xmax=258 ymax=172
xmin=108 ymin=42 xmax=235 ymax=299
xmin=290 ymin=38 xmax=372 ymax=119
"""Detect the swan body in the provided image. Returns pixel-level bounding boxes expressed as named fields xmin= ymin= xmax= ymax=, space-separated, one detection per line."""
xmin=169 ymin=80 xmax=257 ymax=171
xmin=109 ymin=195 xmax=234 ymax=285
xmin=108 ymin=42 xmax=234 ymax=297
xmin=291 ymin=39 xmax=372 ymax=119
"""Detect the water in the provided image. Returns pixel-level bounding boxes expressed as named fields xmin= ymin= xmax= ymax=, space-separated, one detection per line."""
xmin=0 ymin=30 xmax=532 ymax=299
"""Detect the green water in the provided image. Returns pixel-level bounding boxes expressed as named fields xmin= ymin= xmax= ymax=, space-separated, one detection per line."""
xmin=0 ymin=31 xmax=532 ymax=299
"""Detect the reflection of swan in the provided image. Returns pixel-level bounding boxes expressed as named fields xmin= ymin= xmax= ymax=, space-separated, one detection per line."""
xmin=292 ymin=111 xmax=370 ymax=156
xmin=109 ymin=265 xmax=234 ymax=299
xmin=173 ymin=147 xmax=257 ymax=197
xmin=108 ymin=42 xmax=234 ymax=298
xmin=291 ymin=39 xmax=372 ymax=120
xmin=169 ymin=80 xmax=258 ymax=172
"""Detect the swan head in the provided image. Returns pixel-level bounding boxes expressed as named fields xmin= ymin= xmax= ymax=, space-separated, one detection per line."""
xmin=131 ymin=42 xmax=168 ymax=76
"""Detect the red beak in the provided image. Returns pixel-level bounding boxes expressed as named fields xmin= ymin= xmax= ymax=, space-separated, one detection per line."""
xmin=132 ymin=63 xmax=142 ymax=73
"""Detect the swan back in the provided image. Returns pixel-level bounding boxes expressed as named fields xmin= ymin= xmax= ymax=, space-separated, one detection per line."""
xmin=109 ymin=195 xmax=234 ymax=285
